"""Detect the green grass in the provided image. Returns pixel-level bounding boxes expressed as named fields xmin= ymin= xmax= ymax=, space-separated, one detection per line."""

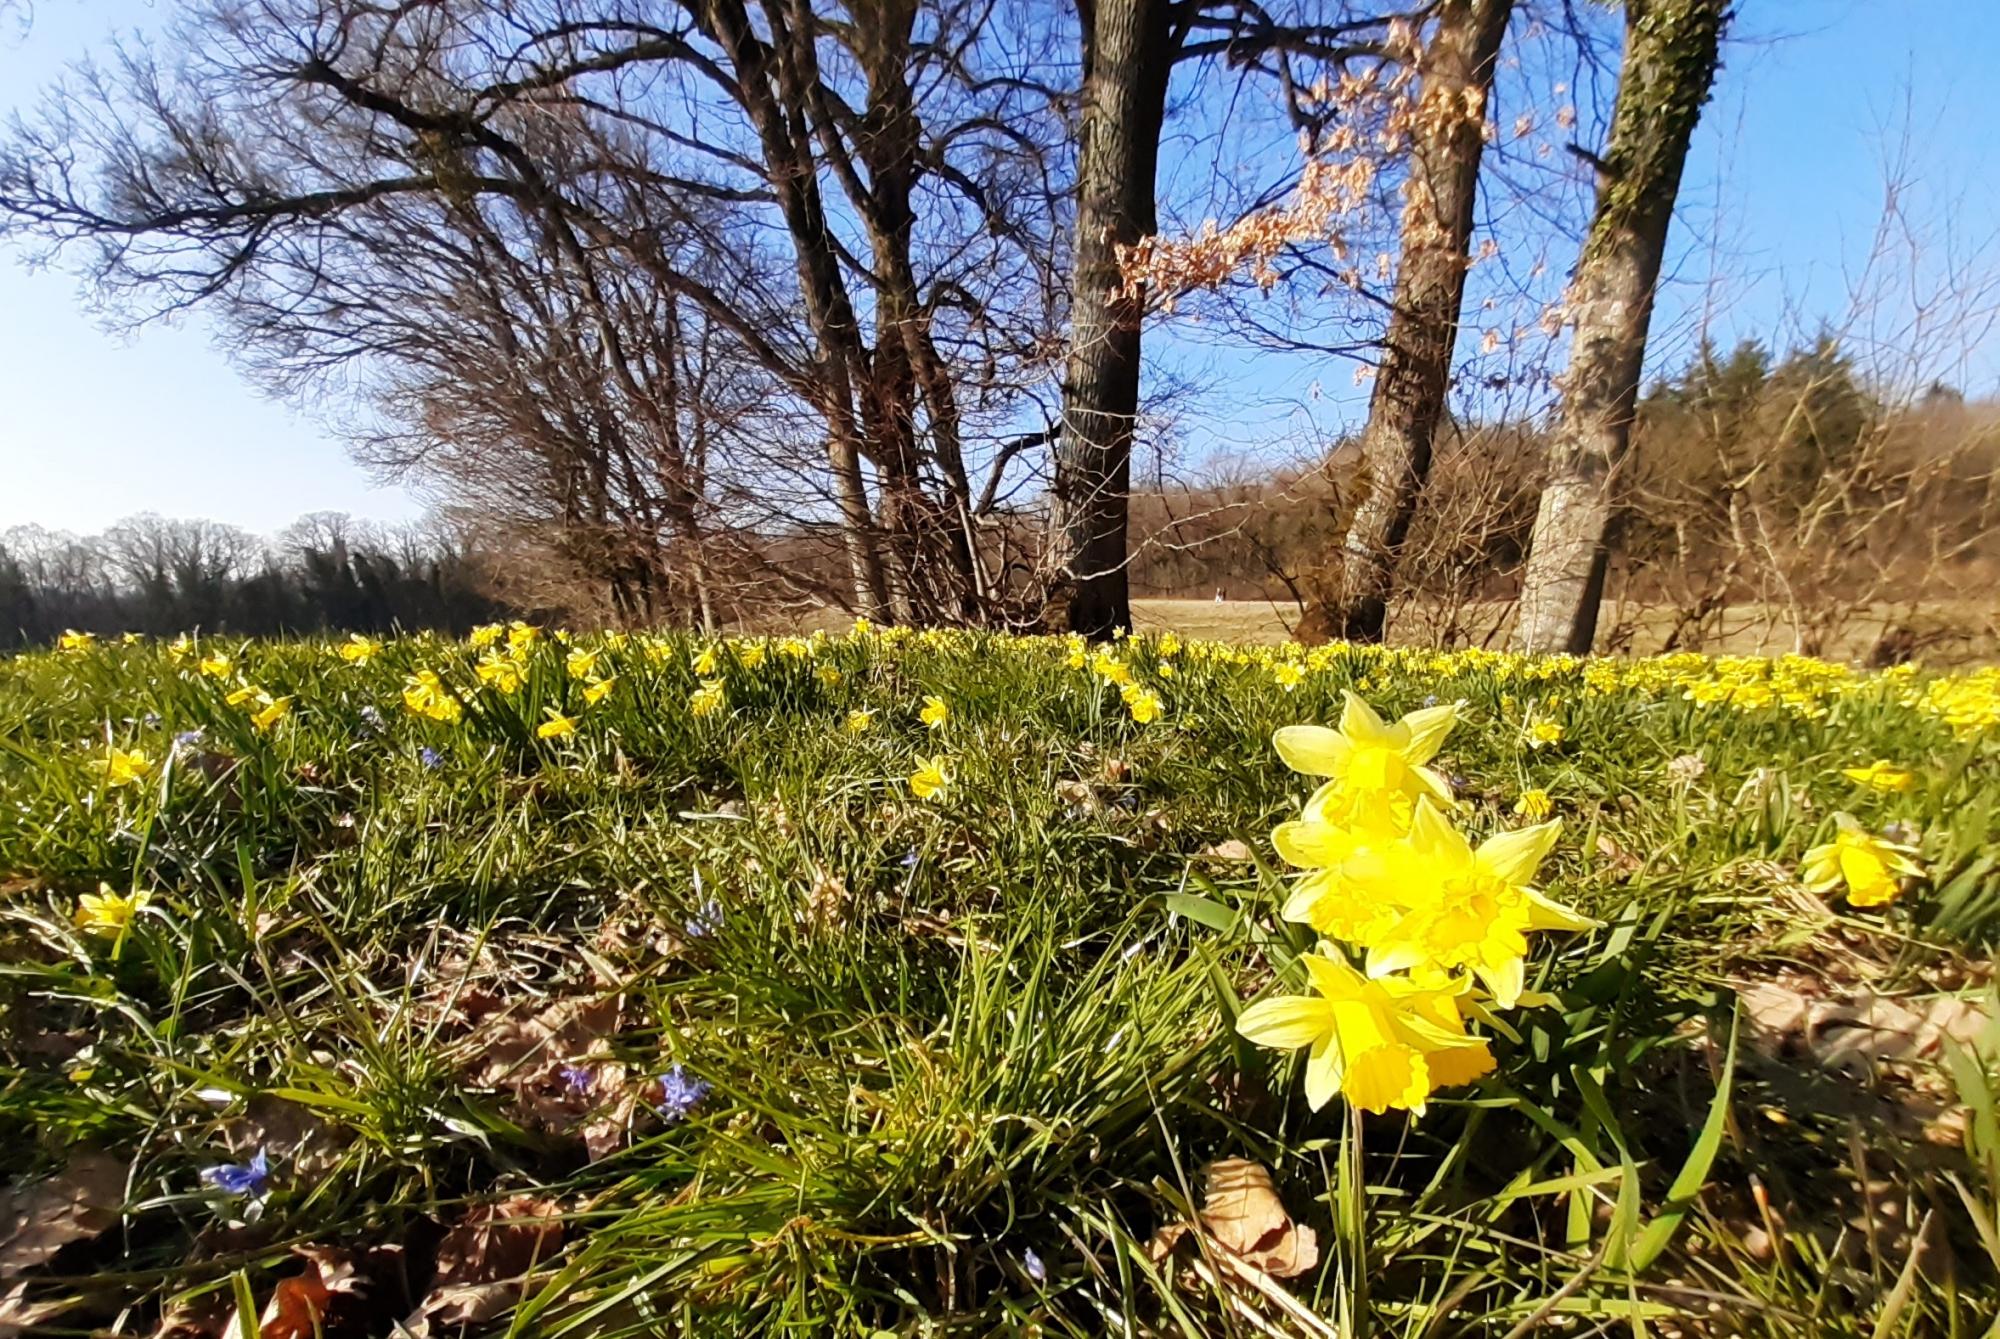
xmin=2 ymin=629 xmax=1998 ymax=1337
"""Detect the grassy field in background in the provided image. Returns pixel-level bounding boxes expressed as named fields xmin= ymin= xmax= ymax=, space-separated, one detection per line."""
xmin=1129 ymin=598 xmax=2000 ymax=662
xmin=2 ymin=628 xmax=1999 ymax=1336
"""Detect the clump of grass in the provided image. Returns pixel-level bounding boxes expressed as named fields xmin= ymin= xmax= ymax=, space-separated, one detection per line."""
xmin=0 ymin=628 xmax=1996 ymax=1336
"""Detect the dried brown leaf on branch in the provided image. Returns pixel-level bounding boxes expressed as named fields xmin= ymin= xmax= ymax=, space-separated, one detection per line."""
xmin=1148 ymin=1157 xmax=1320 ymax=1280
xmin=0 ymin=1150 xmax=127 ymax=1280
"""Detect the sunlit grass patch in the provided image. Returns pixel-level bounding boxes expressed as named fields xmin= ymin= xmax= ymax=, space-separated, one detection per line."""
xmin=0 ymin=627 xmax=1997 ymax=1335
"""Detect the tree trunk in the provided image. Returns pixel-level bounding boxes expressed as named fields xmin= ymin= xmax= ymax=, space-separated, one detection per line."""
xmin=1050 ymin=0 xmax=1177 ymax=640
xmin=1297 ymin=0 xmax=1513 ymax=645
xmin=1512 ymin=0 xmax=1727 ymax=654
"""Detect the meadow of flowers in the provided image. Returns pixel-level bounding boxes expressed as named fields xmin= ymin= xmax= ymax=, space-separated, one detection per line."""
xmin=3 ymin=624 xmax=1999 ymax=1336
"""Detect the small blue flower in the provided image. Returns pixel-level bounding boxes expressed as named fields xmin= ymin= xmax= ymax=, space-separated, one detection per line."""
xmin=898 ymin=849 xmax=920 ymax=868
xmin=174 ymin=729 xmax=205 ymax=749
xmin=199 ymin=1148 xmax=270 ymax=1197
xmin=419 ymin=746 xmax=443 ymax=769
xmin=1023 ymin=1247 xmax=1046 ymax=1283
xmin=654 ymin=1064 xmax=712 ymax=1123
xmin=1421 ymin=694 xmax=1439 ymax=708
xmin=558 ymin=1064 xmax=595 ymax=1096
xmin=684 ymin=898 xmax=722 ymax=939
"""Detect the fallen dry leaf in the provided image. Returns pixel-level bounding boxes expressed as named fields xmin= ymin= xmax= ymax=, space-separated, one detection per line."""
xmin=1055 ymin=779 xmax=1101 ymax=815
xmin=802 ymin=865 xmax=850 ymax=930
xmin=219 ymin=1245 xmax=374 ymax=1339
xmin=469 ymin=995 xmax=633 ymax=1160
xmin=1149 ymin=1158 xmax=1319 ymax=1280
xmin=1199 ymin=839 xmax=1254 ymax=863
xmin=403 ymin=1197 xmax=563 ymax=1334
xmin=0 ymin=1151 xmax=127 ymax=1280
xmin=1595 ymin=834 xmax=1642 ymax=879
xmin=222 ymin=1095 xmax=350 ymax=1179
xmin=0 ymin=1277 xmax=83 ymax=1337
xmin=1740 ymin=981 xmax=1988 ymax=1072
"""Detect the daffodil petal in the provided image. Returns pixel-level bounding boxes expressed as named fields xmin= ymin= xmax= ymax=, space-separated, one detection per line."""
xmin=1272 ymin=820 xmax=1355 ymax=870
xmin=1476 ymin=819 xmax=1563 ymax=886
xmin=1274 ymin=726 xmax=1350 ymax=778
xmin=1236 ymin=996 xmax=1334 ymax=1050
xmin=1339 ymin=692 xmax=1402 ymax=748
xmin=1304 ymin=1034 xmax=1345 ymax=1110
xmin=1400 ymin=702 xmax=1458 ymax=764
xmin=1478 ymin=956 xmax=1526 ymax=1011
xmin=1522 ymin=887 xmax=1599 ymax=932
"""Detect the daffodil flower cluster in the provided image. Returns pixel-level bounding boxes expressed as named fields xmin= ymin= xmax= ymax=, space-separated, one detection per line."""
xmin=1237 ymin=693 xmax=1597 ymax=1117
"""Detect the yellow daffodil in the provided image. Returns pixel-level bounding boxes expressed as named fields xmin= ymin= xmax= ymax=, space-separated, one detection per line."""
xmin=693 ymin=645 xmax=720 ymax=676
xmin=1513 ymin=788 xmax=1553 ymax=821
xmin=57 ymin=629 xmax=97 ymax=652
xmin=339 ymin=634 xmax=382 ymax=664
xmin=402 ymin=669 xmax=463 ymax=723
xmin=1274 ymin=819 xmax=1404 ymax=945
xmin=469 ymin=623 xmax=504 ymax=649
xmin=565 ymin=648 xmax=600 ymax=681
xmin=1840 ymin=760 xmax=1917 ymax=793
xmin=582 ymin=677 xmax=616 ymax=705
xmin=1364 ymin=800 xmax=1597 ymax=1009
xmin=88 ymin=746 xmax=153 ymax=788
xmin=909 ymin=754 xmax=951 ymax=799
xmin=1122 ymin=685 xmax=1163 ymax=724
xmin=1274 ymin=692 xmax=1457 ymax=833
xmin=475 ymin=651 xmax=524 ymax=694
xmin=249 ymin=696 xmax=292 ymax=732
xmin=738 ymin=642 xmax=767 ymax=670
xmin=818 ymin=665 xmax=843 ymax=688
xmin=537 ymin=709 xmax=577 ymax=740
xmin=1524 ymin=720 xmax=1564 ymax=750
xmin=1272 ymin=662 xmax=1304 ymax=692
xmin=1801 ymin=814 xmax=1923 ymax=908
xmin=75 ymin=885 xmax=152 ymax=935
xmin=199 ymin=653 xmax=233 ymax=678
xmin=168 ymin=635 xmax=195 ymax=663
xmin=1235 ymin=951 xmax=1492 ymax=1115
xmin=845 ymin=708 xmax=875 ymax=734
xmin=920 ymin=695 xmax=950 ymax=729
xmin=506 ymin=621 xmax=540 ymax=654
xmin=690 ymin=679 xmax=726 ymax=718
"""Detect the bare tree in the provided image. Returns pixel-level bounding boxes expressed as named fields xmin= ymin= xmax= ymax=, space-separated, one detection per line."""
xmin=1510 ymin=0 xmax=1728 ymax=654
xmin=1295 ymin=0 xmax=1512 ymax=643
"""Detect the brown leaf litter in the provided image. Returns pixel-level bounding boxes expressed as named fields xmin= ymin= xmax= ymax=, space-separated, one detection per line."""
xmin=403 ymin=1196 xmax=564 ymax=1335
xmin=1149 ymin=1157 xmax=1320 ymax=1280
xmin=0 ymin=1150 xmax=127 ymax=1280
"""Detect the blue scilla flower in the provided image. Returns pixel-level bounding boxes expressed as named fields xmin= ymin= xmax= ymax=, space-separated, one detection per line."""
xmin=419 ymin=746 xmax=443 ymax=769
xmin=654 ymin=1064 xmax=711 ymax=1123
xmin=1024 ymin=1247 xmax=1047 ymax=1283
xmin=684 ymin=898 xmax=722 ymax=939
xmin=558 ymin=1064 xmax=595 ymax=1096
xmin=200 ymin=1148 xmax=270 ymax=1197
xmin=174 ymin=728 xmax=206 ymax=749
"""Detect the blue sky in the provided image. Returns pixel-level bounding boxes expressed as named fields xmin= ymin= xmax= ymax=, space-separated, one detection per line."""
xmin=2 ymin=1 xmax=1996 ymax=536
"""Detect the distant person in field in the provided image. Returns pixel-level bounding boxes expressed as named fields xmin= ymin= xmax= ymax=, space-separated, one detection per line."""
xmin=1214 ymin=589 xmax=1224 ymax=603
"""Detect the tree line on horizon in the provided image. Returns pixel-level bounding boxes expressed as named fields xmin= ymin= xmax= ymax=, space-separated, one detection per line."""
xmin=0 ymin=0 xmax=1992 ymax=653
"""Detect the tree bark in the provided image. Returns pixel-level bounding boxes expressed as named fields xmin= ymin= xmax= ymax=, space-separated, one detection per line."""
xmin=1297 ymin=0 xmax=1513 ymax=646
xmin=1512 ymin=0 xmax=1728 ymax=654
xmin=1050 ymin=0 xmax=1178 ymax=640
